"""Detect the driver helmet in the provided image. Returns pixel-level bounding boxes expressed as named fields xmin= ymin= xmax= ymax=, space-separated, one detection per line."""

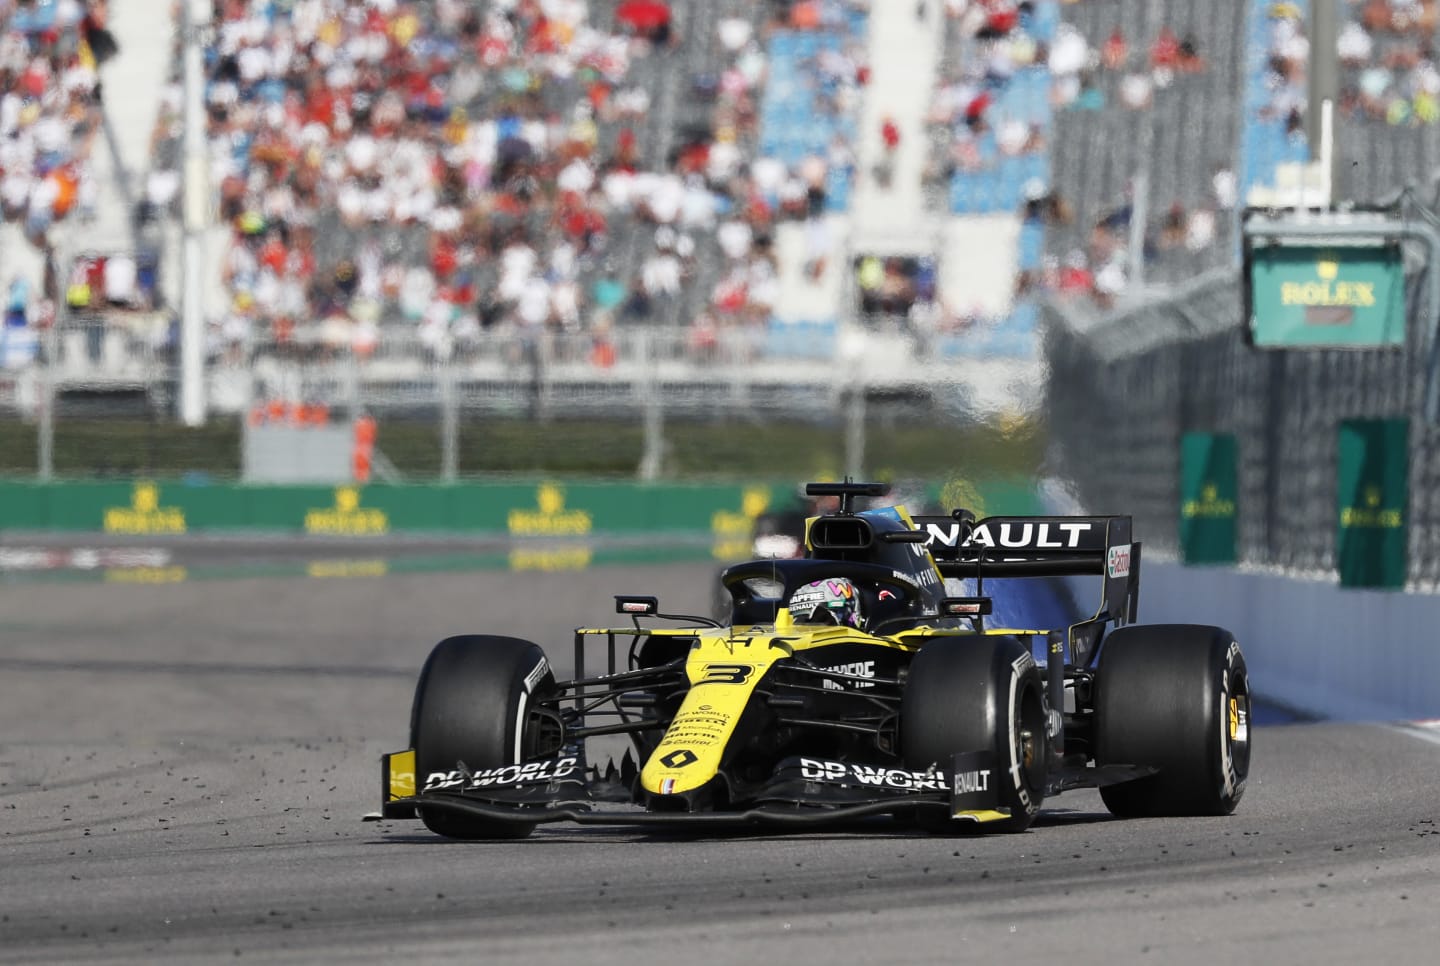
xmin=788 ymin=578 xmax=863 ymax=628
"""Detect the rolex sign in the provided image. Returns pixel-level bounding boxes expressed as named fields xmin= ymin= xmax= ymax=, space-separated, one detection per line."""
xmin=1248 ymin=244 xmax=1405 ymax=347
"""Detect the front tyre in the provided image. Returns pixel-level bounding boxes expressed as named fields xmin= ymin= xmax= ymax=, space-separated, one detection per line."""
xmin=901 ymin=636 xmax=1048 ymax=833
xmin=1095 ymin=624 xmax=1250 ymax=817
xmin=410 ymin=635 xmax=555 ymax=840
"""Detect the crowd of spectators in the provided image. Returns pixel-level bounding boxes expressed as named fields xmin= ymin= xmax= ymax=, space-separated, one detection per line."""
xmin=846 ymin=251 xmax=1018 ymax=356
xmin=143 ymin=0 xmax=687 ymax=363
xmin=28 ymin=0 xmax=1440 ymax=377
xmin=1030 ymin=168 xmax=1238 ymax=309
xmin=925 ymin=0 xmax=1050 ymax=187
xmin=685 ymin=0 xmax=866 ymax=352
xmin=1256 ymin=2 xmax=1309 ymax=140
xmin=1048 ymin=20 xmax=1208 ymax=114
xmin=1337 ymin=0 xmax=1440 ymax=125
xmin=1 ymin=0 xmax=118 ymax=369
xmin=0 ymin=0 xmax=112 ymax=249
xmin=1021 ymin=1 xmax=1235 ymax=308
xmin=134 ymin=0 xmax=872 ymax=367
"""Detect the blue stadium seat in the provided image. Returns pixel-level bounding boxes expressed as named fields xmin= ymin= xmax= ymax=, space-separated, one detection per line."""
xmin=999 ymin=70 xmax=1051 ymax=125
xmin=11 ymin=0 xmax=58 ymax=32
xmin=826 ymin=169 xmax=852 ymax=211
xmin=770 ymin=33 xmax=800 ymax=59
xmin=1025 ymin=2 xmax=1059 ymax=44
xmin=766 ymin=319 xmax=838 ymax=359
xmin=805 ymin=121 xmax=832 ymax=152
xmin=1005 ymin=301 xmax=1039 ymax=334
xmin=934 ymin=333 xmax=980 ymax=359
xmin=948 ymin=176 xmax=974 ymax=214
xmin=1017 ymin=223 xmax=1045 ymax=270
xmin=1239 ymin=0 xmax=1312 ymax=195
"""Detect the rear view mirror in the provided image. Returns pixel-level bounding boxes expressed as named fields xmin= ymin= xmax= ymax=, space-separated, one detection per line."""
xmin=939 ymin=597 xmax=992 ymax=617
xmin=615 ymin=596 xmax=659 ymax=615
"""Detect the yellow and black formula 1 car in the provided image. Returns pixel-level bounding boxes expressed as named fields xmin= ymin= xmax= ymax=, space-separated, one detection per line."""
xmin=378 ymin=482 xmax=1251 ymax=838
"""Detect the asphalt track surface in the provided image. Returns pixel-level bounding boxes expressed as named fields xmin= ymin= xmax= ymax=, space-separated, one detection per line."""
xmin=3 ymin=561 xmax=1440 ymax=964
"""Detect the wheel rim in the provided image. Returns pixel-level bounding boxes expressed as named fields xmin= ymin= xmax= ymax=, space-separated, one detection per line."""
xmin=1219 ymin=663 xmax=1250 ymax=800
xmin=1015 ymin=686 xmax=1048 ymax=807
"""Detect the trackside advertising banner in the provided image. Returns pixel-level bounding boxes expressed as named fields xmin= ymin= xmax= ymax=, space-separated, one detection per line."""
xmin=0 ymin=477 xmax=1045 ymax=536
xmin=1179 ymin=432 xmax=1238 ymax=565
xmin=1248 ymin=244 xmax=1405 ymax=347
xmin=1337 ymin=419 xmax=1408 ymax=589
xmin=0 ymin=481 xmax=759 ymax=536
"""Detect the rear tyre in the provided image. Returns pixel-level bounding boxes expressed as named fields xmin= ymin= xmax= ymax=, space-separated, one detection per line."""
xmin=410 ymin=635 xmax=555 ymax=840
xmin=1095 ymin=624 xmax=1250 ymax=817
xmin=901 ymin=637 xmax=1048 ymax=833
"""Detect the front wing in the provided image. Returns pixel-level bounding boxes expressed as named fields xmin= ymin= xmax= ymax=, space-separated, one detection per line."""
xmin=375 ymin=750 xmax=1023 ymax=828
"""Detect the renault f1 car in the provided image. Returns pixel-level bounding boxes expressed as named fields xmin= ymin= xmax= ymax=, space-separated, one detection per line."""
xmin=378 ymin=482 xmax=1250 ymax=838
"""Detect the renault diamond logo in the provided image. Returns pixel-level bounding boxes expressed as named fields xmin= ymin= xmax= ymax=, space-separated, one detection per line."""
xmin=659 ymin=749 xmax=698 ymax=768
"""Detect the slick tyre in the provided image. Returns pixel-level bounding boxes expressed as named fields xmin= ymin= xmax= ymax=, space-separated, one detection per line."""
xmin=901 ymin=637 xmax=1048 ymax=833
xmin=1094 ymin=624 xmax=1251 ymax=817
xmin=410 ymin=635 xmax=555 ymax=840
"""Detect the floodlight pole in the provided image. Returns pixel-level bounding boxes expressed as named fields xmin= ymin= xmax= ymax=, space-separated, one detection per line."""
xmin=1242 ymin=212 xmax=1440 ymax=422
xmin=37 ymin=319 xmax=55 ymax=480
xmin=1306 ymin=0 xmax=1338 ymax=199
xmin=179 ymin=0 xmax=210 ymax=427
xmin=36 ymin=244 xmax=65 ymax=480
xmin=844 ymin=386 xmax=865 ymax=480
xmin=1128 ymin=113 xmax=1154 ymax=290
xmin=439 ymin=364 xmax=459 ymax=482
xmin=638 ymin=331 xmax=663 ymax=481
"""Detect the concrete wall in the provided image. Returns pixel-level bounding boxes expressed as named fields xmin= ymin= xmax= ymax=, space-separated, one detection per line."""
xmin=1140 ymin=560 xmax=1440 ymax=721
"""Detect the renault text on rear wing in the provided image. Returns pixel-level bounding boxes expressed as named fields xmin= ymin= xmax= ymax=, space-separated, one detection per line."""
xmin=911 ymin=514 xmax=1139 ymax=627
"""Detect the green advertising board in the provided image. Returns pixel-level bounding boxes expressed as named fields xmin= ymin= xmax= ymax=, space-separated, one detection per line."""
xmin=1337 ymin=419 xmax=1408 ymax=589
xmin=0 ymin=479 xmax=765 ymax=536
xmin=1179 ymin=432 xmax=1237 ymax=565
xmin=1247 ymin=243 xmax=1405 ymax=347
xmin=0 ymin=476 xmax=1045 ymax=535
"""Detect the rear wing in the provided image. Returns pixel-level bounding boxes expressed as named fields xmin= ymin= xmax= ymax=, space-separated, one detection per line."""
xmin=911 ymin=514 xmax=1140 ymax=629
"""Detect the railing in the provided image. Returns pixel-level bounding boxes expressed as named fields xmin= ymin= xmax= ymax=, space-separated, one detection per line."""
xmin=1041 ymin=265 xmax=1440 ymax=589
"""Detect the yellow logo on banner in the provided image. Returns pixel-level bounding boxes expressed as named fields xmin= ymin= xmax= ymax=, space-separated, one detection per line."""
xmin=1181 ymin=482 xmax=1236 ymax=520
xmin=940 ymin=477 xmax=986 ymax=519
xmin=508 ymin=547 xmax=593 ymax=571
xmin=508 ymin=483 xmax=592 ymax=536
xmin=104 ymin=566 xmax=188 ymax=584
xmin=711 ymin=486 xmax=770 ymax=561
xmin=306 ymin=558 xmax=389 ymax=578
xmin=305 ymin=486 xmax=389 ymax=535
xmin=104 ymin=482 xmax=186 ymax=535
xmin=1279 ymin=253 xmax=1376 ymax=309
xmin=1341 ymin=485 xmax=1402 ymax=529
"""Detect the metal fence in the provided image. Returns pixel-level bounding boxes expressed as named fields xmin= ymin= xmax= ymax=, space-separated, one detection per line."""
xmin=0 ymin=317 xmax=1045 ymax=483
xmin=1041 ymin=262 xmax=1440 ymax=588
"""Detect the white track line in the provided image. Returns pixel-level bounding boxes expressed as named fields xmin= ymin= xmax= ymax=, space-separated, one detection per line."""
xmin=1393 ymin=720 xmax=1440 ymax=748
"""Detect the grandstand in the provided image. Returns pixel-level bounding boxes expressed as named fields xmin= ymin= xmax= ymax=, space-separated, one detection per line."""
xmin=1332 ymin=0 xmax=1440 ymax=202
xmin=1 ymin=0 xmax=107 ymax=361
xmin=1041 ymin=0 xmax=1248 ymax=296
xmin=8 ymin=0 xmax=1440 ymax=460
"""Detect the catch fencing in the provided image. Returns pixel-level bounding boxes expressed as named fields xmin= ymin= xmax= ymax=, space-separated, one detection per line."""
xmin=1041 ymin=264 xmax=1440 ymax=589
xmin=0 ymin=319 xmax=1043 ymax=485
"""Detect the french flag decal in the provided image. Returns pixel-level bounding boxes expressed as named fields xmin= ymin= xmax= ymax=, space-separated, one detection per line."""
xmin=660 ymin=778 xmax=677 ymax=795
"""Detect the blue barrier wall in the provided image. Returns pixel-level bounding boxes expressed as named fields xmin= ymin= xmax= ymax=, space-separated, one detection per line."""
xmin=1138 ymin=560 xmax=1440 ymax=721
